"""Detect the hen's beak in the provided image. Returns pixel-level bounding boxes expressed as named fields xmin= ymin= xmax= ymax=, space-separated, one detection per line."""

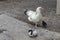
xmin=24 ymin=9 xmax=28 ymax=15
xmin=40 ymin=7 xmax=44 ymax=10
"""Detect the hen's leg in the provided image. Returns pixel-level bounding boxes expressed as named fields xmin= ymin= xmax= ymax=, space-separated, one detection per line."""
xmin=35 ymin=23 xmax=38 ymax=29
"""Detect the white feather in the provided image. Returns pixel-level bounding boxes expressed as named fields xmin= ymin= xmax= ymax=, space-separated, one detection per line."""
xmin=26 ymin=7 xmax=43 ymax=23
xmin=28 ymin=32 xmax=33 ymax=36
xmin=33 ymin=30 xmax=37 ymax=36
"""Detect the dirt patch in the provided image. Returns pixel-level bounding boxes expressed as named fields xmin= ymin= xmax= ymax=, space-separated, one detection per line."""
xmin=0 ymin=0 xmax=60 ymax=33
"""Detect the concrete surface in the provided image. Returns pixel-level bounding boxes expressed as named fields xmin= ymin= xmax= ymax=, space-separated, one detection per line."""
xmin=0 ymin=14 xmax=60 ymax=40
xmin=56 ymin=0 xmax=60 ymax=14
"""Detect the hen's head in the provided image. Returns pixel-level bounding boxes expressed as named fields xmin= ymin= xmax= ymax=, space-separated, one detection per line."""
xmin=36 ymin=7 xmax=44 ymax=11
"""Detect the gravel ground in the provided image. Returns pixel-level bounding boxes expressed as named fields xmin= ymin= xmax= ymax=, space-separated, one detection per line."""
xmin=0 ymin=0 xmax=60 ymax=33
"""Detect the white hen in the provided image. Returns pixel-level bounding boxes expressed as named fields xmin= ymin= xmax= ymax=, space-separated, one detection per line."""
xmin=24 ymin=7 xmax=47 ymax=28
